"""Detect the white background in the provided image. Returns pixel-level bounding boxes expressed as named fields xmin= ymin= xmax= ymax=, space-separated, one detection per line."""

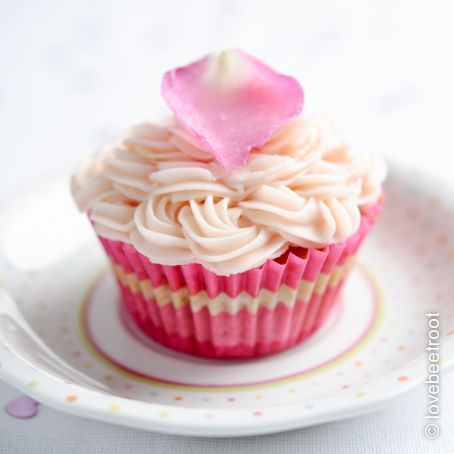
xmin=1 ymin=0 xmax=454 ymax=452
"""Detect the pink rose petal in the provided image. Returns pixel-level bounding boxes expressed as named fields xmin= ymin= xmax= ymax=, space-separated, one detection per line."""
xmin=4 ymin=395 xmax=40 ymax=419
xmin=161 ymin=49 xmax=304 ymax=169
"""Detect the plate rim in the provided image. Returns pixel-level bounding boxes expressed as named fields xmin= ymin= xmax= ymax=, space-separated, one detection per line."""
xmin=0 ymin=347 xmax=453 ymax=436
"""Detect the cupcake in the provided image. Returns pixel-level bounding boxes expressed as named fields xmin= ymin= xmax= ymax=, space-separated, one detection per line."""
xmin=71 ymin=50 xmax=386 ymax=358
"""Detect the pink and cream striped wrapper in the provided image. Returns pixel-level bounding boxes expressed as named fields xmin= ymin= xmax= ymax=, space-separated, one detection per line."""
xmin=95 ymin=200 xmax=382 ymax=359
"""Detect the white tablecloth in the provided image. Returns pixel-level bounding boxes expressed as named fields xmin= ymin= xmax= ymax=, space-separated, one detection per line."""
xmin=1 ymin=0 xmax=454 ymax=452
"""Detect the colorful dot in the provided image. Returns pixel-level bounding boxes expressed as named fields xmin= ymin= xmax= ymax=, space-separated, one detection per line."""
xmin=397 ymin=345 xmax=406 ymax=352
xmin=288 ymin=389 xmax=296 ymax=394
xmin=398 ymin=375 xmax=409 ymax=382
xmin=83 ymin=362 xmax=93 ymax=369
xmin=72 ymin=351 xmax=81 ymax=358
xmin=104 ymin=375 xmax=113 ymax=381
xmin=304 ymin=403 xmax=314 ymax=410
xmin=201 ymin=397 xmax=211 ymax=402
xmin=255 ymin=395 xmax=263 ymax=400
xmin=341 ymin=384 xmax=350 ymax=389
xmin=66 ymin=395 xmax=78 ymax=403
xmin=149 ymin=391 xmax=158 ymax=397
xmin=437 ymin=234 xmax=448 ymax=246
xmin=174 ymin=396 xmax=183 ymax=401
xmin=27 ymin=380 xmax=38 ymax=388
xmin=159 ymin=411 xmax=168 ymax=417
xmin=227 ymin=397 xmax=236 ymax=402
xmin=356 ymin=392 xmax=366 ymax=398
xmin=354 ymin=361 xmax=363 ymax=367
xmin=60 ymin=325 xmax=70 ymax=334
xmin=110 ymin=404 xmax=120 ymax=413
xmin=252 ymin=411 xmax=262 ymax=417
xmin=448 ymin=330 xmax=454 ymax=336
xmin=124 ymin=383 xmax=133 ymax=389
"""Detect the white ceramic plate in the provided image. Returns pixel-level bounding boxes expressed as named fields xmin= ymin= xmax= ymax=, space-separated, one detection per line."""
xmin=0 ymin=164 xmax=453 ymax=437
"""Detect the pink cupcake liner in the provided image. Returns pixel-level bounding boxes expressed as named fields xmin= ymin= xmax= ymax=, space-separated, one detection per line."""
xmin=94 ymin=200 xmax=382 ymax=359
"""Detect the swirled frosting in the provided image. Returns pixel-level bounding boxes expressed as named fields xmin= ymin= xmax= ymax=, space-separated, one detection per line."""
xmin=71 ymin=114 xmax=386 ymax=275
